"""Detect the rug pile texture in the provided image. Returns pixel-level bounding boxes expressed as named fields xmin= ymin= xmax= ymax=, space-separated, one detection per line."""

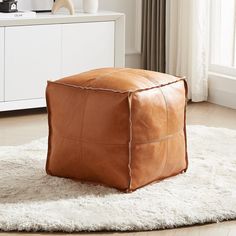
xmin=0 ymin=125 xmax=235 ymax=232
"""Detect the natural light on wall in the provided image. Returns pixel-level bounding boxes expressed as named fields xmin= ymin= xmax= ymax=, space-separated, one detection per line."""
xmin=210 ymin=0 xmax=236 ymax=76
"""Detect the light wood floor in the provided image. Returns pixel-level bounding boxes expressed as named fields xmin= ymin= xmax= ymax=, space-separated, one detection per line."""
xmin=0 ymin=102 xmax=236 ymax=236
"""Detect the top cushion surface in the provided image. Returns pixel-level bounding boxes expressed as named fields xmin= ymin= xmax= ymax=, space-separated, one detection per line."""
xmin=56 ymin=68 xmax=182 ymax=92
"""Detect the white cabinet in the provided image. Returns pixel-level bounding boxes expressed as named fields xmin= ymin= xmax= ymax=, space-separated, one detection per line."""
xmin=5 ymin=25 xmax=61 ymax=101
xmin=62 ymin=21 xmax=114 ymax=77
xmin=0 ymin=12 xmax=125 ymax=111
xmin=0 ymin=28 xmax=4 ymax=102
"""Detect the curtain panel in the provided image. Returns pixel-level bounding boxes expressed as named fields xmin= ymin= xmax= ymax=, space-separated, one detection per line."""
xmin=141 ymin=0 xmax=166 ymax=73
xmin=142 ymin=0 xmax=210 ymax=102
xmin=166 ymin=0 xmax=210 ymax=102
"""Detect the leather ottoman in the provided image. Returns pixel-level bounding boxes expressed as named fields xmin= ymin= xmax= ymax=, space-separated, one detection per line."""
xmin=46 ymin=68 xmax=188 ymax=192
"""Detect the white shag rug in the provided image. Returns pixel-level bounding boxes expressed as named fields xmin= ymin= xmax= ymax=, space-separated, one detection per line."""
xmin=0 ymin=125 xmax=236 ymax=232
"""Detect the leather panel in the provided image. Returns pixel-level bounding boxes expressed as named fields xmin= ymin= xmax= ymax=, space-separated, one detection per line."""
xmin=47 ymin=135 xmax=130 ymax=190
xmin=131 ymin=140 xmax=168 ymax=189
xmin=82 ymin=90 xmax=130 ymax=144
xmin=161 ymin=81 xmax=186 ymax=135
xmin=131 ymin=88 xmax=167 ymax=142
xmin=131 ymin=131 xmax=186 ymax=190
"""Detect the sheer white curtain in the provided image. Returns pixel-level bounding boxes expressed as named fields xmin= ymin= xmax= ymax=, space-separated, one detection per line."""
xmin=166 ymin=0 xmax=210 ymax=102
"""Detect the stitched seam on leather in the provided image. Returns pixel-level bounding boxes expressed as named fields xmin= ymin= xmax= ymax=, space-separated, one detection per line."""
xmin=121 ymin=71 xmax=161 ymax=87
xmin=78 ymin=68 xmax=128 ymax=87
xmin=89 ymin=68 xmax=128 ymax=84
xmin=141 ymin=75 xmax=170 ymax=179
xmin=45 ymin=83 xmax=53 ymax=174
xmin=53 ymin=131 xmax=128 ymax=146
xmin=52 ymin=128 xmax=182 ymax=146
xmin=158 ymin=86 xmax=169 ymax=177
xmin=183 ymin=79 xmax=189 ymax=172
xmin=50 ymin=81 xmax=128 ymax=94
xmin=128 ymin=168 xmax=187 ymax=192
xmin=56 ymin=68 xmax=128 ymax=92
xmin=133 ymin=130 xmax=183 ymax=145
xmin=127 ymin=92 xmax=133 ymax=191
xmin=79 ymin=90 xmax=90 ymax=165
xmin=49 ymin=78 xmax=184 ymax=94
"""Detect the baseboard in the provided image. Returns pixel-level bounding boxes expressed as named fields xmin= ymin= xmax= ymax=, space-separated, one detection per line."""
xmin=0 ymin=98 xmax=46 ymax=112
xmin=208 ymin=73 xmax=236 ymax=109
xmin=208 ymin=89 xmax=236 ymax=109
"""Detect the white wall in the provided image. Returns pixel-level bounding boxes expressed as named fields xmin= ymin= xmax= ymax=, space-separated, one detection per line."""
xmin=18 ymin=0 xmax=142 ymax=68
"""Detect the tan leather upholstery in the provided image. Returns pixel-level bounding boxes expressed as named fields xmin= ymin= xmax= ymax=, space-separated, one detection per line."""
xmin=46 ymin=68 xmax=188 ymax=192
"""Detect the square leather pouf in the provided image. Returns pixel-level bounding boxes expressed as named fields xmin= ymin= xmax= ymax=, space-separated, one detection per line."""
xmin=46 ymin=68 xmax=188 ymax=192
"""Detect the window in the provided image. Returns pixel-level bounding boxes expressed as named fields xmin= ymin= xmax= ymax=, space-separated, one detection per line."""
xmin=210 ymin=0 xmax=236 ymax=77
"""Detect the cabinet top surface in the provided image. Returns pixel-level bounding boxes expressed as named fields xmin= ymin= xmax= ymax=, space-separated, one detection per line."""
xmin=0 ymin=11 xmax=124 ymax=27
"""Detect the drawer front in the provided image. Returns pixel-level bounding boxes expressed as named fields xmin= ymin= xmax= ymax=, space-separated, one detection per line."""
xmin=0 ymin=28 xmax=4 ymax=102
xmin=5 ymin=25 xmax=61 ymax=101
xmin=62 ymin=21 xmax=115 ymax=77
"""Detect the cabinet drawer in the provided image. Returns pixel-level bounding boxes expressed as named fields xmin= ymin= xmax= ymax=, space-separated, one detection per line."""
xmin=62 ymin=21 xmax=115 ymax=77
xmin=5 ymin=25 xmax=61 ymax=101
